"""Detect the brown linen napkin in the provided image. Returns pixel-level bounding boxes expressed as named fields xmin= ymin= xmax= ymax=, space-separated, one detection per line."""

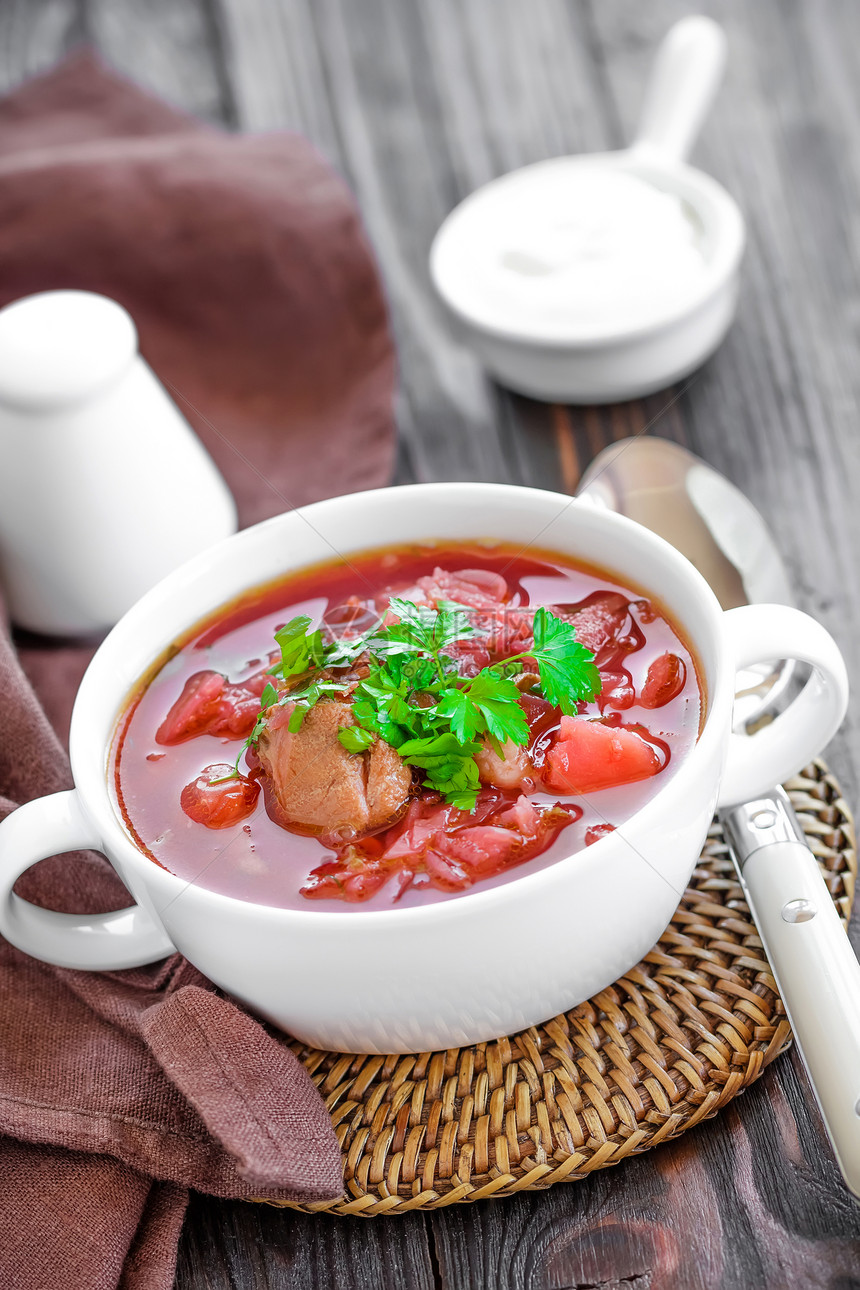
xmin=0 ymin=49 xmax=395 ymax=532
xmin=0 ymin=51 xmax=398 ymax=1290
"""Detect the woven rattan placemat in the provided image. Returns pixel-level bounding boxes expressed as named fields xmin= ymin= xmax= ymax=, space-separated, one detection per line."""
xmin=265 ymin=759 xmax=855 ymax=1216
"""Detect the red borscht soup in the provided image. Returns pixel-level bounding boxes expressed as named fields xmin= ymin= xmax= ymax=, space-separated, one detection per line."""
xmin=111 ymin=543 xmax=703 ymax=912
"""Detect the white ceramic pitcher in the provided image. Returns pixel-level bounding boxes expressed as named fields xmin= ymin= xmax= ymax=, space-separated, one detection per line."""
xmin=0 ymin=289 xmax=237 ymax=635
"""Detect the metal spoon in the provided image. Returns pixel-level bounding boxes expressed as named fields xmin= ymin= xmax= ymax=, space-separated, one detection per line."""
xmin=576 ymin=436 xmax=796 ymax=728
xmin=577 ymin=435 xmax=860 ymax=1198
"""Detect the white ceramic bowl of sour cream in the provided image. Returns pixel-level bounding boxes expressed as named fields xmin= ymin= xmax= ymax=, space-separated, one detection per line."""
xmin=430 ymin=17 xmax=745 ymax=403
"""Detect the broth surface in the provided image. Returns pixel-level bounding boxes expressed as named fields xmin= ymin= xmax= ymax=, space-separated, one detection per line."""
xmin=112 ymin=542 xmax=702 ymax=911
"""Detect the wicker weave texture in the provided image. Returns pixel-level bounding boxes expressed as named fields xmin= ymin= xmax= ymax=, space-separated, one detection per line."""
xmin=264 ymin=761 xmax=855 ymax=1216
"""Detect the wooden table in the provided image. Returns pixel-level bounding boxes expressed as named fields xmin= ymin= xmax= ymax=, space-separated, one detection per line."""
xmin=5 ymin=1 xmax=860 ymax=1285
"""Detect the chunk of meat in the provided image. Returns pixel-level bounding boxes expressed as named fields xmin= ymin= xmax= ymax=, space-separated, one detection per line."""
xmin=257 ymin=700 xmax=411 ymax=844
xmin=544 ymin=715 xmax=663 ymax=794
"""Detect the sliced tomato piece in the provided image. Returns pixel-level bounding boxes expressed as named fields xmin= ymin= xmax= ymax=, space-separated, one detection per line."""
xmin=544 ymin=716 xmax=662 ymax=794
xmin=180 ymin=764 xmax=260 ymax=828
xmin=156 ymin=669 xmax=266 ymax=745
xmin=156 ymin=671 xmax=225 ymax=744
xmin=640 ymin=653 xmax=687 ymax=708
xmin=211 ymin=686 xmax=265 ymax=738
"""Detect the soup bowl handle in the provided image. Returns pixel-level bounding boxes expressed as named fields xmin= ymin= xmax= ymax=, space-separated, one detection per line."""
xmin=717 ymin=604 xmax=849 ymax=809
xmin=0 ymin=791 xmax=176 ymax=970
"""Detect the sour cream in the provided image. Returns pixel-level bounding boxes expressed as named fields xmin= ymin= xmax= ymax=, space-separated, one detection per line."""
xmin=439 ymin=166 xmax=710 ymax=341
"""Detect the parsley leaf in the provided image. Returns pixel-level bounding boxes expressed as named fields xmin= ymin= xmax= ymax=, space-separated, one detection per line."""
xmin=338 ymin=726 xmax=375 ymax=753
xmin=378 ymin=598 xmax=443 ymax=656
xmin=376 ymin=599 xmax=485 ymax=683
xmin=463 ymin=669 xmax=530 ymax=745
xmin=397 ymin=732 xmax=482 ymax=805
xmin=260 ymin=682 xmax=279 ymax=710
xmin=270 ymin=616 xmax=325 ymax=680
xmin=324 ymin=630 xmax=377 ymax=669
xmin=433 ymin=686 xmax=483 ymax=742
xmin=431 ymin=600 xmax=487 ymax=648
xmin=529 ymin=606 xmax=602 ymax=715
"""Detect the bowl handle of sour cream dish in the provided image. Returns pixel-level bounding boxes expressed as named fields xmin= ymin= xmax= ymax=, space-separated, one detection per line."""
xmin=632 ymin=16 xmax=727 ymax=165
xmin=717 ymin=604 xmax=849 ymax=808
xmin=0 ymin=791 xmax=176 ymax=970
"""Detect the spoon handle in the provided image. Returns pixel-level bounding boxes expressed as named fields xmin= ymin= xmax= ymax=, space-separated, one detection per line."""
xmin=632 ymin=15 xmax=727 ymax=164
xmin=722 ymin=789 xmax=860 ymax=1198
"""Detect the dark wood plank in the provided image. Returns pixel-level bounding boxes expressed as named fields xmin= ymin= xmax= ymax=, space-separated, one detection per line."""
xmin=0 ymin=0 xmax=80 ymax=92
xmin=215 ymin=0 xmax=566 ymax=486
xmin=87 ymin=0 xmax=235 ymax=123
xmin=176 ymin=1193 xmax=436 ymax=1290
xmin=0 ymin=0 xmax=231 ymax=122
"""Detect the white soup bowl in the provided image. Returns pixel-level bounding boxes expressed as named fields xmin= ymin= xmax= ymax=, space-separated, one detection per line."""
xmin=0 ymin=484 xmax=847 ymax=1054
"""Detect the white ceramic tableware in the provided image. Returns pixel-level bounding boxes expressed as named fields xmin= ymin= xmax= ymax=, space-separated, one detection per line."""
xmin=430 ymin=17 xmax=745 ymax=403
xmin=0 ymin=290 xmax=237 ymax=635
xmin=722 ymin=789 xmax=860 ymax=1199
xmin=0 ymin=484 xmax=847 ymax=1054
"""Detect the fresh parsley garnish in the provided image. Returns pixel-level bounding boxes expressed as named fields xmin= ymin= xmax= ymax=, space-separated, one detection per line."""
xmin=271 ymin=616 xmax=325 ymax=679
xmin=233 ymin=597 xmax=600 ymax=808
xmin=529 ymin=606 xmax=601 ymax=716
xmin=338 ymin=726 xmax=376 ymax=754
xmin=396 ymin=732 xmax=482 ymax=810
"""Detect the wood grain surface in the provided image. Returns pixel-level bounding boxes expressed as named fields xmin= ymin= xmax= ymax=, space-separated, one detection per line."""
xmin=3 ymin=1 xmax=860 ymax=1286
